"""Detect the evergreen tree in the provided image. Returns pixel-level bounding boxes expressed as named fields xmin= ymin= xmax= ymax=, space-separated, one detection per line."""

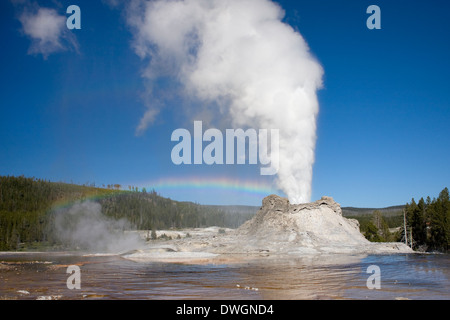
xmin=403 ymin=187 xmax=449 ymax=252
xmin=364 ymin=221 xmax=383 ymax=242
xmin=428 ymin=188 xmax=449 ymax=251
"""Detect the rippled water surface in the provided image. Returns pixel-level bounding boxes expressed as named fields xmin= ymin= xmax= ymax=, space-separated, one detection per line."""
xmin=0 ymin=252 xmax=448 ymax=300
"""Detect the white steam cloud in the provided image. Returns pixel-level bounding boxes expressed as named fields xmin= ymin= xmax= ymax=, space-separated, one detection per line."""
xmin=54 ymin=201 xmax=143 ymax=253
xmin=127 ymin=0 xmax=323 ymax=204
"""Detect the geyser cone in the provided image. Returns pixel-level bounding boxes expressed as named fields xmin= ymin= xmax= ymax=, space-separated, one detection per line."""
xmin=234 ymin=194 xmax=413 ymax=254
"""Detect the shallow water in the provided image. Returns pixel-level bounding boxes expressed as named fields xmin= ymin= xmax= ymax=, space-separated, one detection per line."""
xmin=0 ymin=252 xmax=448 ymax=300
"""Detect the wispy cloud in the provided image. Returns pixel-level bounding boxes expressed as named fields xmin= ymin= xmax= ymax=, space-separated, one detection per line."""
xmin=15 ymin=1 xmax=78 ymax=59
xmin=135 ymin=108 xmax=159 ymax=136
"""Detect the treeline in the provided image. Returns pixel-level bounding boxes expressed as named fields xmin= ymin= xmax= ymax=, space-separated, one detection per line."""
xmin=343 ymin=205 xmax=405 ymax=242
xmin=98 ymin=190 xmax=252 ymax=230
xmin=403 ymin=187 xmax=449 ymax=252
xmin=347 ymin=188 xmax=450 ymax=252
xmin=347 ymin=210 xmax=404 ymax=243
xmin=0 ymin=175 xmax=116 ymax=250
xmin=0 ymin=175 xmax=253 ymax=251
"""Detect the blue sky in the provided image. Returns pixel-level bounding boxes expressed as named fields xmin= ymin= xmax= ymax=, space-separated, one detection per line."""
xmin=1 ymin=0 xmax=449 ymax=207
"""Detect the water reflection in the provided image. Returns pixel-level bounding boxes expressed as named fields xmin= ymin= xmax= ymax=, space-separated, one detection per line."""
xmin=0 ymin=252 xmax=448 ymax=300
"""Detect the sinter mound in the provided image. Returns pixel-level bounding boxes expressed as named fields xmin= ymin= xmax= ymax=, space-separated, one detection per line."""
xmin=124 ymin=194 xmax=413 ymax=263
xmin=232 ymin=194 xmax=412 ymax=254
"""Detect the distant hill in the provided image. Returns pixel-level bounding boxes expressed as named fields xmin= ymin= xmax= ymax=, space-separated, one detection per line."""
xmin=204 ymin=204 xmax=258 ymax=227
xmin=209 ymin=203 xmax=406 ymax=218
xmin=342 ymin=205 xmax=404 ymax=217
xmin=206 ymin=204 xmax=259 ymax=216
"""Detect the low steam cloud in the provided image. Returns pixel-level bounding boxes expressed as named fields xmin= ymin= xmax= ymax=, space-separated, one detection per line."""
xmin=53 ymin=201 xmax=143 ymax=253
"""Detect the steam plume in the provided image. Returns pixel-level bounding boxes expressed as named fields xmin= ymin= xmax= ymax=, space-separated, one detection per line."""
xmin=127 ymin=0 xmax=323 ymax=203
xmin=53 ymin=201 xmax=142 ymax=253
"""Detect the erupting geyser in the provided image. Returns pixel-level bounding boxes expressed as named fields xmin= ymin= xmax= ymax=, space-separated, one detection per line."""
xmin=127 ymin=0 xmax=324 ymax=203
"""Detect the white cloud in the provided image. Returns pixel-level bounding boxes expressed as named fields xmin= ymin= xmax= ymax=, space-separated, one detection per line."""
xmin=18 ymin=4 xmax=78 ymax=58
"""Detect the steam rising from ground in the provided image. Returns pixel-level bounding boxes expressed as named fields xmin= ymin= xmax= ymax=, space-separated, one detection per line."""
xmin=127 ymin=0 xmax=323 ymax=203
xmin=54 ymin=201 xmax=142 ymax=253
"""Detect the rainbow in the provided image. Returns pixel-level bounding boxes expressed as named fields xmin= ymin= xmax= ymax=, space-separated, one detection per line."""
xmin=47 ymin=177 xmax=281 ymax=210
xmin=48 ymin=188 xmax=130 ymax=212
xmin=137 ymin=176 xmax=281 ymax=199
